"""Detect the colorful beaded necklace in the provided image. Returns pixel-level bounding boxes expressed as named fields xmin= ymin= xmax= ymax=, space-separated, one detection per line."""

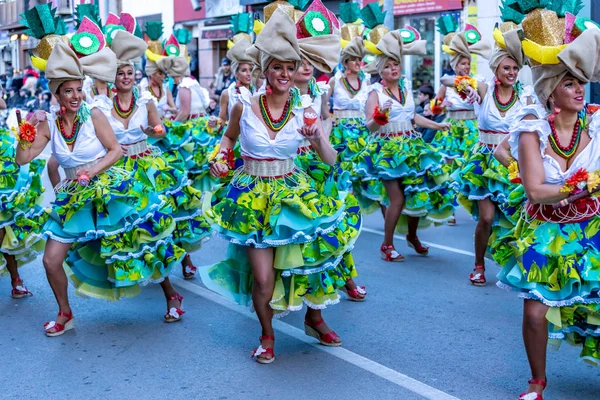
xmin=55 ymin=116 xmax=81 ymax=146
xmin=384 ymin=79 xmax=406 ymax=106
xmin=113 ymin=95 xmax=135 ymax=119
xmin=149 ymin=84 xmax=163 ymax=100
xmin=259 ymin=94 xmax=292 ymax=132
xmin=548 ymin=111 xmax=584 ymax=159
xmin=493 ymin=84 xmax=519 ymax=113
xmin=342 ymin=75 xmax=361 ymax=96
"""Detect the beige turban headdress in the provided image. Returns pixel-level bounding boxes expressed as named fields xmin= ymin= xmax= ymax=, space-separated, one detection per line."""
xmin=489 ymin=28 xmax=525 ymax=73
xmin=46 ymin=42 xmax=85 ymax=94
xmin=227 ymin=39 xmax=255 ymax=74
xmin=373 ymin=29 xmax=427 ymax=75
xmin=532 ymin=29 xmax=600 ymax=107
xmin=448 ymin=31 xmax=492 ymax=71
xmin=341 ymin=37 xmax=365 ymax=65
xmin=294 ymin=0 xmax=341 ymax=74
xmin=79 ymin=48 xmax=118 ymax=83
xmin=251 ymin=8 xmax=301 ymax=73
xmin=157 ymin=56 xmax=190 ymax=77
xmin=111 ymin=30 xmax=147 ymax=68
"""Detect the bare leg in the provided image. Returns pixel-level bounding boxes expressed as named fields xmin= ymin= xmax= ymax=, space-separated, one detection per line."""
xmin=382 ymin=179 xmax=404 ymax=246
xmin=160 ymin=277 xmax=183 ymax=318
xmin=247 ymin=247 xmax=275 ymax=361
xmin=305 ymin=308 xmax=341 ymax=344
xmin=47 ymin=155 xmax=61 ymax=190
xmin=181 ymin=254 xmax=196 ymax=279
xmin=474 ymin=199 xmax=495 ymax=267
xmin=407 ymin=216 xmax=420 ymax=237
xmin=523 ymin=299 xmax=549 ymax=395
xmin=42 ymin=239 xmax=73 ymax=332
xmin=0 ymin=229 xmax=21 ymax=289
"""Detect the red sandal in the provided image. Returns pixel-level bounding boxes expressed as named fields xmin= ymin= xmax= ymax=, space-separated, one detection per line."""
xmin=183 ymin=264 xmax=197 ymax=280
xmin=164 ymin=293 xmax=185 ymax=323
xmin=44 ymin=311 xmax=74 ymax=337
xmin=340 ymin=285 xmax=367 ymax=302
xmin=470 ymin=265 xmax=486 ymax=286
xmin=251 ymin=335 xmax=275 ymax=364
xmin=304 ymin=318 xmax=342 ymax=347
xmin=518 ymin=378 xmax=546 ymax=399
xmin=11 ymin=278 xmax=33 ymax=299
xmin=380 ymin=244 xmax=405 ymax=262
xmin=406 ymin=235 xmax=429 ymax=256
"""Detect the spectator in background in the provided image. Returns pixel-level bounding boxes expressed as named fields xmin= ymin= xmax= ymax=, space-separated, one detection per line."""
xmin=7 ymin=88 xmax=20 ymax=108
xmin=416 ymin=85 xmax=445 ymax=143
xmin=135 ymin=69 xmax=144 ymax=85
xmin=21 ymin=72 xmax=38 ymax=95
xmin=209 ymin=57 xmax=235 ymax=101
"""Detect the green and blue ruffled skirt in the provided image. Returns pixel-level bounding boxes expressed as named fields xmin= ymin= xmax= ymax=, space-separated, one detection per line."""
xmin=0 ymin=128 xmax=47 ymax=274
xmin=492 ymin=203 xmax=600 ymax=365
xmin=354 ymin=131 xmax=456 ymax=233
xmin=200 ymin=159 xmax=361 ymax=316
xmin=432 ymin=115 xmax=479 ymax=165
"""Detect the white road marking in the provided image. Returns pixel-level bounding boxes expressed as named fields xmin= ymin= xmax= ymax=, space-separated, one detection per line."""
xmin=172 ymin=276 xmax=461 ymax=400
xmin=361 ymin=227 xmax=476 ymax=257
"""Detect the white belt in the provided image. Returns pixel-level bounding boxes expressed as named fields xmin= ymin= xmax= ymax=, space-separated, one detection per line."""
xmin=448 ymin=110 xmax=476 ymax=120
xmin=243 ymin=158 xmax=296 ymax=178
xmin=376 ymin=120 xmax=416 ymax=135
xmin=334 ymin=110 xmax=363 ymax=119
xmin=123 ymin=140 xmax=149 ymax=157
xmin=64 ymin=160 xmax=100 ymax=180
xmin=479 ymin=130 xmax=507 ymax=147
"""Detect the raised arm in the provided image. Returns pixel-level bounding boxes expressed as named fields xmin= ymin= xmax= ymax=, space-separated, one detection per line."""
xmin=301 ymin=107 xmax=336 ymax=166
xmin=16 ymin=110 xmax=51 ymax=165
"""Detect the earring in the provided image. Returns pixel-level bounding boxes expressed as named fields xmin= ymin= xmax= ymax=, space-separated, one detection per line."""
xmin=265 ymin=83 xmax=273 ymax=95
xmin=494 ymin=77 xmax=501 ymax=86
xmin=58 ymin=105 xmax=66 ymax=116
xmin=111 ymin=87 xmax=118 ymax=93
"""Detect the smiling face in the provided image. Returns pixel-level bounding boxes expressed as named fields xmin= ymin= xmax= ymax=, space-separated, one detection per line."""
xmin=344 ymin=56 xmax=362 ymax=74
xmin=295 ymin=58 xmax=314 ymax=85
xmin=550 ymin=74 xmax=586 ymax=113
xmin=455 ymin=56 xmax=471 ymax=76
xmin=56 ymin=80 xmax=83 ymax=114
xmin=265 ymin=60 xmax=298 ymax=94
xmin=496 ymin=57 xmax=519 ymax=87
xmin=115 ymin=65 xmax=135 ymax=92
xmin=380 ymin=58 xmax=401 ymax=83
xmin=236 ymin=63 xmax=253 ymax=87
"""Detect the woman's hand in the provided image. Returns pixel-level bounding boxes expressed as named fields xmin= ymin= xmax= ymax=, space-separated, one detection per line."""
xmin=76 ymin=167 xmax=96 ymax=181
xmin=298 ymin=124 xmax=322 ymax=143
xmin=120 ymin=145 xmax=128 ymax=157
xmin=140 ymin=125 xmax=159 ymax=137
xmin=27 ymin=110 xmax=47 ymax=126
xmin=209 ymin=162 xmax=229 ymax=178
xmin=382 ymin=99 xmax=393 ymax=112
xmin=437 ymin=122 xmax=451 ymax=131
xmin=208 ymin=116 xmax=218 ymax=128
xmin=466 ymin=86 xmax=481 ymax=104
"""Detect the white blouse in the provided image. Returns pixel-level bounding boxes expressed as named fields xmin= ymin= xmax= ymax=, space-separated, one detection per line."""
xmin=47 ymin=106 xmax=107 ymax=169
xmin=475 ymin=81 xmax=536 ymax=133
xmin=238 ymin=90 xmax=311 ymax=160
xmin=332 ymin=71 xmax=369 ymax=112
xmin=227 ymin=82 xmax=253 ymax=118
xmin=143 ymin=82 xmax=170 ymax=118
xmin=445 ymin=86 xmax=475 ymax=111
xmin=95 ymin=92 xmax=153 ymax=145
xmin=509 ymin=105 xmax=600 ymax=185
xmin=369 ymin=79 xmax=415 ymax=123
xmin=176 ymin=77 xmax=210 ymax=115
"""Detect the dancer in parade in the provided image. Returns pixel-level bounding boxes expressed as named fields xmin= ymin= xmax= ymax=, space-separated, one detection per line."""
xmin=355 ymin=28 xmax=454 ymax=262
xmin=16 ymin=33 xmax=184 ymax=335
xmin=1 ymin=96 xmax=46 ymax=298
xmin=201 ymin=8 xmax=359 ymax=363
xmin=293 ymin=0 xmax=365 ymax=301
xmin=452 ymin=25 xmax=536 ymax=286
xmin=432 ymin=18 xmax=491 ymax=165
xmin=145 ymin=32 xmax=213 ymax=279
xmin=489 ymin=2 xmax=600 ymax=397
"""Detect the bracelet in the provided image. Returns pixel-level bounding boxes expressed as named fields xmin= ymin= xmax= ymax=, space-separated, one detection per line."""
xmin=13 ymin=121 xmax=37 ymax=150
xmin=454 ymin=76 xmax=477 ymax=100
xmin=507 ymin=156 xmax=521 ymax=184
xmin=556 ymin=199 xmax=569 ymax=208
xmin=372 ymin=106 xmax=390 ymax=126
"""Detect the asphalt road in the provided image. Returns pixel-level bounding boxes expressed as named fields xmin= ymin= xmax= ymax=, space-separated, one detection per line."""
xmin=2 ymin=159 xmax=600 ymax=399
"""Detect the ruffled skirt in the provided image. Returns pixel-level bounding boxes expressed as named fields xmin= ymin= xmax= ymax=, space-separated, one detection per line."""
xmin=432 ymin=117 xmax=479 ymax=163
xmin=493 ymin=210 xmax=600 ymax=365
xmin=201 ymin=163 xmax=361 ymax=316
xmin=0 ymin=129 xmax=47 ymax=275
xmin=354 ymin=133 xmax=456 ymax=233
xmin=47 ymin=167 xmax=184 ymax=300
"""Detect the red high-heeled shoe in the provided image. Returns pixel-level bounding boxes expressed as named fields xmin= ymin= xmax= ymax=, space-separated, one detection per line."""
xmin=44 ymin=311 xmax=74 ymax=337
xmin=406 ymin=235 xmax=429 ymax=256
xmin=11 ymin=278 xmax=33 ymax=299
xmin=251 ymin=335 xmax=275 ymax=364
xmin=380 ymin=244 xmax=405 ymax=262
xmin=164 ymin=293 xmax=185 ymax=323
xmin=518 ymin=378 xmax=546 ymax=399
xmin=183 ymin=264 xmax=197 ymax=280
xmin=340 ymin=285 xmax=367 ymax=302
xmin=304 ymin=318 xmax=342 ymax=347
xmin=470 ymin=266 xmax=486 ymax=286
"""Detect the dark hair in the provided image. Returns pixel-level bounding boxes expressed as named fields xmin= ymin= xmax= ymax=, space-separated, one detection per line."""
xmin=418 ymin=85 xmax=434 ymax=100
